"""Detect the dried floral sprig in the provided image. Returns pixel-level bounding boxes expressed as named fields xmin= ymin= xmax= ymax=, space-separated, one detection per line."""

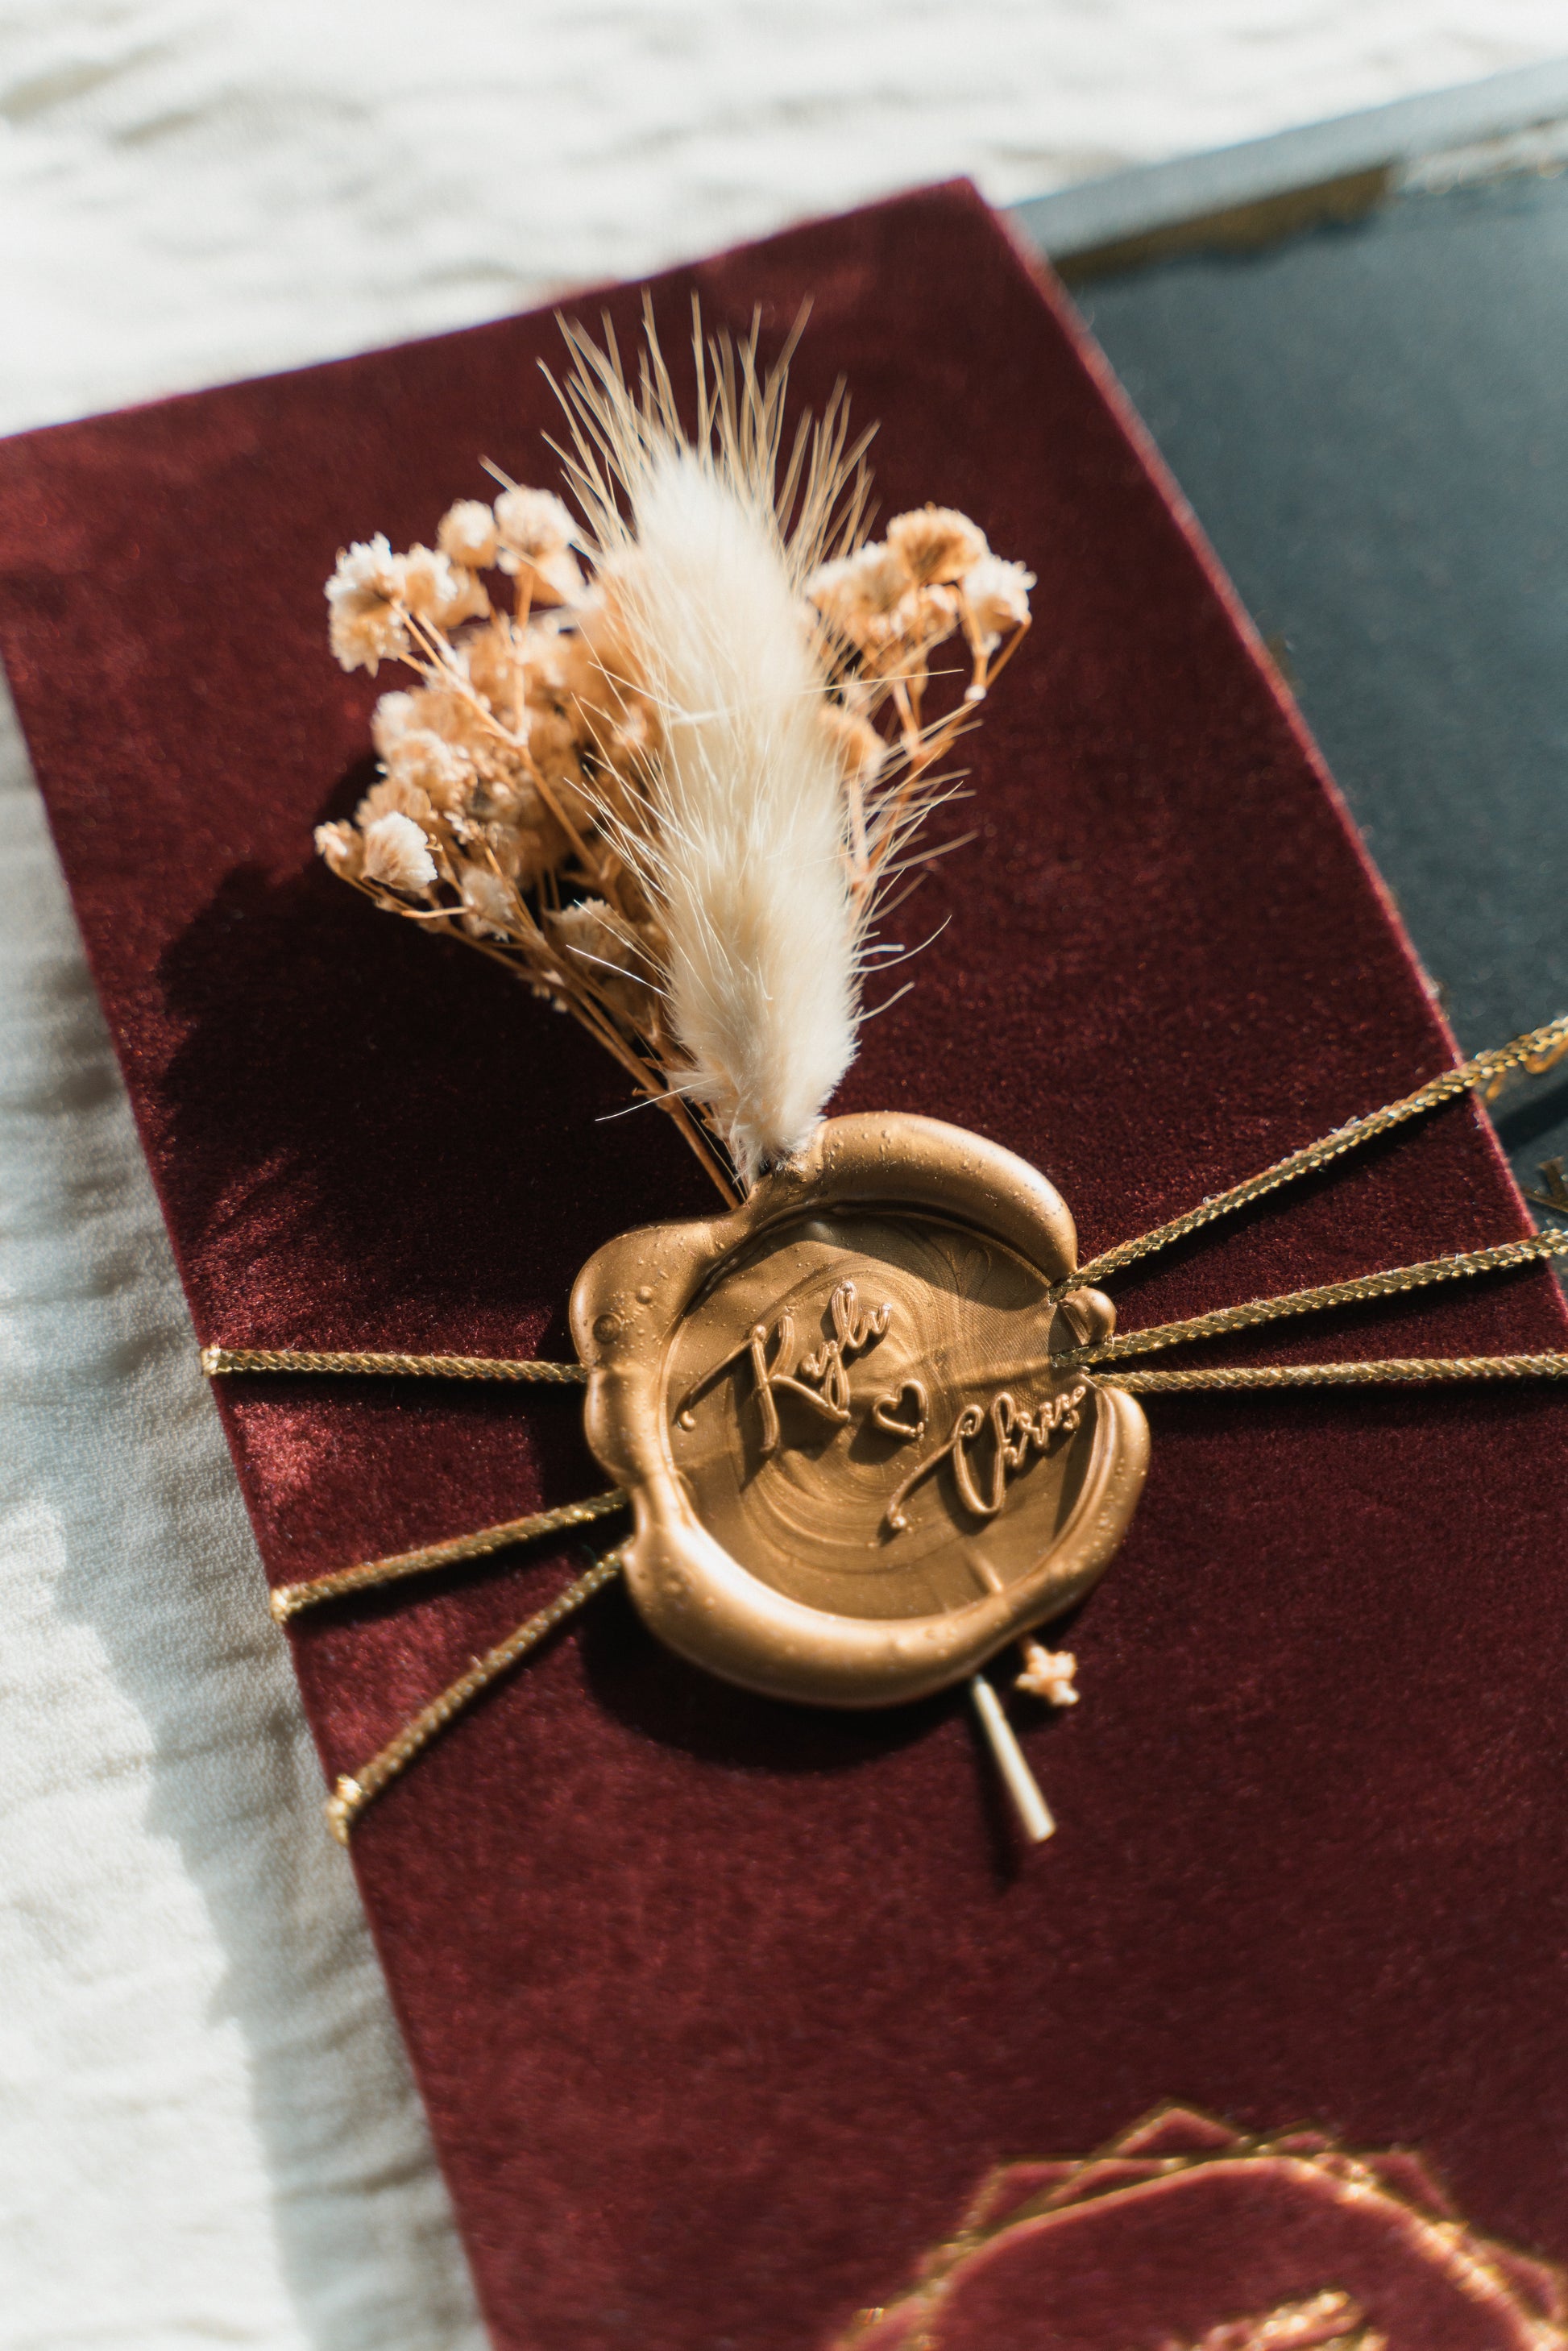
xmin=317 ymin=312 xmax=1033 ymax=1199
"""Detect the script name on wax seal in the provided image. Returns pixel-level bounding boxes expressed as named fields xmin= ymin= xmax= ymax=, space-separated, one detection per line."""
xmin=571 ymin=1112 xmax=1151 ymax=1708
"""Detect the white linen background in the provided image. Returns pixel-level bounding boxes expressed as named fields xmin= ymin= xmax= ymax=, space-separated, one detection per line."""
xmin=2 ymin=6 xmax=1565 ymax=2345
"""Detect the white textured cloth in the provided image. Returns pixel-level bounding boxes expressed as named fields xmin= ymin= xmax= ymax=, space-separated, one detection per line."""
xmin=2 ymin=1 xmax=1566 ymax=437
xmin=0 ymin=686 xmax=487 ymax=2349
xmin=2 ymin=6 xmax=1565 ymax=2344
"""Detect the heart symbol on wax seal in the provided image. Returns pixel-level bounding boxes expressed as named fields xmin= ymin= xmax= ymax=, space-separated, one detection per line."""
xmin=871 ymin=1380 xmax=929 ymax=1441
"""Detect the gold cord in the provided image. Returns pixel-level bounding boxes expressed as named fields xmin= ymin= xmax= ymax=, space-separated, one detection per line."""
xmin=203 ymin=1344 xmax=587 ymax=1384
xmin=208 ymin=1010 xmax=1568 ymax=1843
xmin=1057 ymin=1230 xmax=1568 ymax=1370
xmin=271 ymin=1488 xmax=628 ymax=1621
xmin=1051 ymin=1011 xmax=1568 ymax=1301
xmin=1103 ymin=1354 xmax=1568 ymax=1392
xmin=326 ymin=1549 xmax=624 ymax=1842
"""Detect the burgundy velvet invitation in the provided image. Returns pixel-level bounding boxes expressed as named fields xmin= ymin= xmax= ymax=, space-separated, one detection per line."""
xmin=3 ymin=184 xmax=1567 ymax=2348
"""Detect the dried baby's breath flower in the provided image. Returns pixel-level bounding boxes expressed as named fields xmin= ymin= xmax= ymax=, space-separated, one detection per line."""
xmin=371 ymin=690 xmax=419 ymax=759
xmin=437 ymin=498 xmax=500 ymax=570
xmin=328 ymin=541 xmax=489 ymax=676
xmin=330 ymin=533 xmax=403 ymax=602
xmin=383 ymin=725 xmax=474 ymax=813
xmin=355 ymin=773 xmax=433 ymax=827
xmin=808 ymin=539 xmax=973 ymax=684
xmin=548 ymin=895 xmax=632 ymax=956
xmin=399 ymin=543 xmax=458 ymax=620
xmin=562 ymin=587 xmax=664 ymax=775
xmin=517 ymin=611 xmax=585 ymax=698
xmin=317 ymin=318 xmax=1034 ymax=1199
xmin=898 ymin=582 xmax=960 ymax=652
xmin=458 ymin=864 xmax=515 ymax=938
xmin=477 ymin=823 xmax=521 ymax=877
xmin=819 ymin=703 xmax=886 ymax=787
xmin=404 ymin=543 xmax=493 ymax=632
xmin=494 ymin=486 xmax=585 ymax=605
xmin=495 ymin=485 xmax=576 ymax=554
xmin=410 ymin=684 xmax=496 ymax=757
xmin=439 ymin=567 xmax=492 ymax=629
xmin=525 ymin=700 xmax=586 ymax=781
xmin=806 ymin=543 xmax=910 ymax=652
xmin=516 ymin=820 xmax=575 ymax=889
xmin=326 ymin=534 xmax=409 ymax=674
xmin=462 ymin=617 xmax=524 ymax=716
xmin=886 ymin=504 xmax=988 ymax=584
xmin=477 ymin=784 xmax=571 ymax=882
xmin=546 ymin=898 xmax=655 ymax=1026
xmin=361 ymin=810 xmax=437 ymax=892
xmin=962 ymin=554 xmax=1035 ymax=652
xmin=314 ymin=819 xmax=363 ymax=879
xmin=1015 ymin=1642 xmax=1078 ymax=1706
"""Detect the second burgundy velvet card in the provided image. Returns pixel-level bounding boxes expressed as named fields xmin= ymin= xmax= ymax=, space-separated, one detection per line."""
xmin=2 ymin=180 xmax=1566 ymax=2348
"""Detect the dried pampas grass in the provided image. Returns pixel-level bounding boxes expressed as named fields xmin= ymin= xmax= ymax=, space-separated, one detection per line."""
xmin=553 ymin=323 xmax=864 ymax=1182
xmin=591 ymin=454 xmax=857 ymax=1181
xmin=317 ymin=307 xmax=1033 ymax=1200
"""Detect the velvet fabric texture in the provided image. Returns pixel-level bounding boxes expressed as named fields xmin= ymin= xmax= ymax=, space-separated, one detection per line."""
xmin=2 ymin=184 xmax=1566 ymax=2349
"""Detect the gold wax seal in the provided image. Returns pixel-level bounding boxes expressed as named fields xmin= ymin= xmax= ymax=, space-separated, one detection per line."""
xmin=570 ymin=1113 xmax=1151 ymax=1707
